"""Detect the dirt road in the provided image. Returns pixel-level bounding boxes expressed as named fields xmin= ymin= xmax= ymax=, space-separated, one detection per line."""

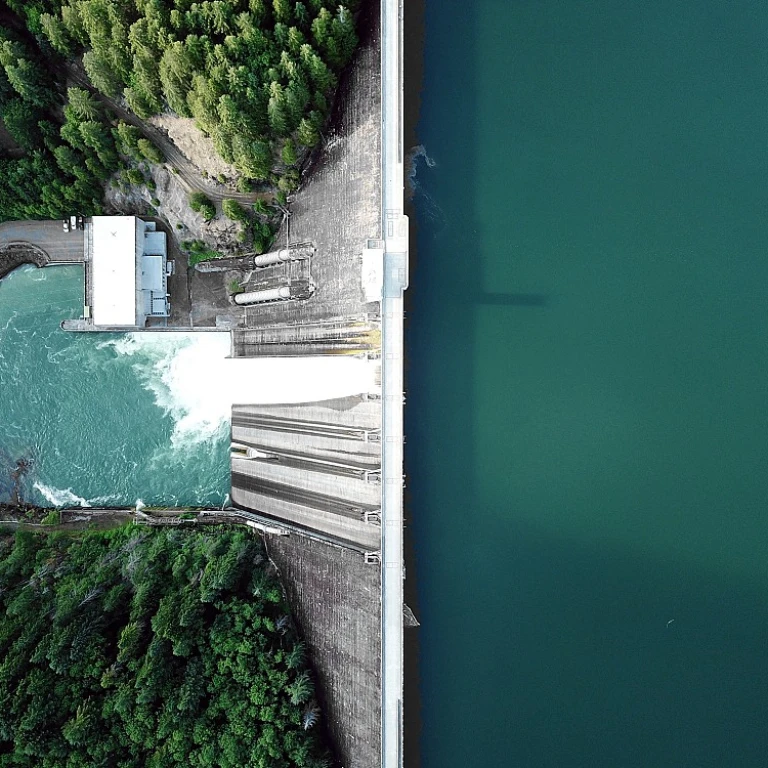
xmin=66 ymin=64 xmax=269 ymax=205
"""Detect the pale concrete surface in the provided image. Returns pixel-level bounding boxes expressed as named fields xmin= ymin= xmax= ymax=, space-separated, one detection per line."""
xmin=380 ymin=0 xmax=408 ymax=763
xmin=265 ymin=534 xmax=382 ymax=768
xmin=0 ymin=220 xmax=84 ymax=266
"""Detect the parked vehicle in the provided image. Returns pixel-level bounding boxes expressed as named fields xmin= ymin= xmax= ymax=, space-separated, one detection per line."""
xmin=62 ymin=219 xmax=69 ymax=233
xmin=69 ymin=215 xmax=77 ymax=231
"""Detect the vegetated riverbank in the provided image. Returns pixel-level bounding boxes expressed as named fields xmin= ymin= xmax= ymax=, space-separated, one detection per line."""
xmin=0 ymin=524 xmax=335 ymax=767
xmin=0 ymin=504 xmax=230 ymax=530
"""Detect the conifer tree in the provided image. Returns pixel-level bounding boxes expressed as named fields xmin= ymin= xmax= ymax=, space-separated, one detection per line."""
xmin=267 ymin=80 xmax=290 ymax=136
xmin=159 ymin=41 xmax=195 ymax=117
xmin=82 ymin=50 xmax=123 ymax=97
xmin=67 ymin=87 xmax=101 ymax=120
xmin=40 ymin=13 xmax=74 ymax=55
xmin=0 ymin=41 xmax=54 ymax=108
xmin=2 ymin=98 xmax=43 ymax=150
xmin=273 ymin=0 xmax=292 ymax=24
xmin=297 ymin=111 xmax=321 ymax=147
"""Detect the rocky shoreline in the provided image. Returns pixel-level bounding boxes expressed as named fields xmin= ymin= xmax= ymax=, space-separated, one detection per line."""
xmin=0 ymin=242 xmax=48 ymax=280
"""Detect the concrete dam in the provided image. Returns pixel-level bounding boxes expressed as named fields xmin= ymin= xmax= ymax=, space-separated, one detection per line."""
xmin=0 ymin=0 xmax=407 ymax=763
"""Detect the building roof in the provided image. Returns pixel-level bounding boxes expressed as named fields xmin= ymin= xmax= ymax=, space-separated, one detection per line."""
xmin=140 ymin=254 xmax=164 ymax=292
xmin=144 ymin=231 xmax=166 ymax=256
xmin=91 ymin=216 xmax=137 ymax=326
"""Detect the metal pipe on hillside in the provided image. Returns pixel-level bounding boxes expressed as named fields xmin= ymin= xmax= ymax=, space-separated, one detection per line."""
xmin=253 ymin=243 xmax=315 ymax=267
xmin=234 ymin=280 xmax=315 ymax=306
xmin=234 ymin=286 xmax=292 ymax=305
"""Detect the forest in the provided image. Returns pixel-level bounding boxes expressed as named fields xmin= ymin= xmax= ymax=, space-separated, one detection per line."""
xmin=0 ymin=22 xmax=112 ymax=220
xmin=0 ymin=525 xmax=332 ymax=768
xmin=0 ymin=0 xmax=361 ymax=222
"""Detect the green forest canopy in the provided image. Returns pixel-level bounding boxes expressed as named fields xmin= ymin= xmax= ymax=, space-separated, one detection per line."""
xmin=0 ymin=526 xmax=331 ymax=768
xmin=0 ymin=0 xmax=362 ymax=221
xmin=13 ymin=0 xmax=359 ymax=176
xmin=0 ymin=29 xmax=107 ymax=220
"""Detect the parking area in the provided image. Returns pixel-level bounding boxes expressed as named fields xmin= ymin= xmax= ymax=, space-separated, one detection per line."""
xmin=0 ymin=220 xmax=85 ymax=264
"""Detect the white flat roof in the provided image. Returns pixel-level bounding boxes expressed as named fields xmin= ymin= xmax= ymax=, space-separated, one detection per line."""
xmin=91 ymin=217 xmax=137 ymax=326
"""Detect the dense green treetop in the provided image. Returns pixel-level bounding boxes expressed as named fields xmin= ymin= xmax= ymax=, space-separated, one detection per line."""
xmin=0 ymin=0 xmax=363 ymax=220
xmin=0 ymin=22 xmax=116 ymax=221
xmin=0 ymin=526 xmax=330 ymax=768
xmin=31 ymin=0 xmax=360 ymax=179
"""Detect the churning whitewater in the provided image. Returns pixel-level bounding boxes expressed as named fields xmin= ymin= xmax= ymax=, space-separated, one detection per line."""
xmin=111 ymin=332 xmax=378 ymax=448
xmin=0 ymin=264 xmax=374 ymax=508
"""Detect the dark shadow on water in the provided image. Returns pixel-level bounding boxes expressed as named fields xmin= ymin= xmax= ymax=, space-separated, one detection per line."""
xmin=475 ymin=292 xmax=548 ymax=307
xmin=403 ymin=0 xmax=480 ymax=766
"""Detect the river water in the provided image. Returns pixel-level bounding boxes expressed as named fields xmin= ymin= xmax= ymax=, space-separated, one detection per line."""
xmin=0 ymin=265 xmax=376 ymax=508
xmin=0 ymin=265 xmax=231 ymax=507
xmin=408 ymin=1 xmax=768 ymax=766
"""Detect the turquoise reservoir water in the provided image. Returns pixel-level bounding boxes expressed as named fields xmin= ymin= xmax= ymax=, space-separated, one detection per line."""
xmin=0 ymin=265 xmax=230 ymax=507
xmin=408 ymin=1 xmax=768 ymax=766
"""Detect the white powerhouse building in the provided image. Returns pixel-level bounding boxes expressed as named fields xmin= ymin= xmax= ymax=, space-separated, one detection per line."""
xmin=89 ymin=216 xmax=170 ymax=327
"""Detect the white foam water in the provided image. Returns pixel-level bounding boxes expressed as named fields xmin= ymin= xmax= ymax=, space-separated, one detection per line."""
xmin=406 ymin=144 xmax=446 ymax=232
xmin=110 ymin=332 xmax=378 ymax=449
xmin=107 ymin=332 xmax=229 ymax=449
xmin=33 ymin=482 xmax=91 ymax=508
xmin=407 ymin=144 xmax=437 ymax=192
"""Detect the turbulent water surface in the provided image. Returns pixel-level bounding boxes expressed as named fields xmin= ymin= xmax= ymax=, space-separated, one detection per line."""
xmin=0 ymin=265 xmax=230 ymax=507
xmin=409 ymin=1 xmax=768 ymax=766
xmin=0 ymin=265 xmax=379 ymax=508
